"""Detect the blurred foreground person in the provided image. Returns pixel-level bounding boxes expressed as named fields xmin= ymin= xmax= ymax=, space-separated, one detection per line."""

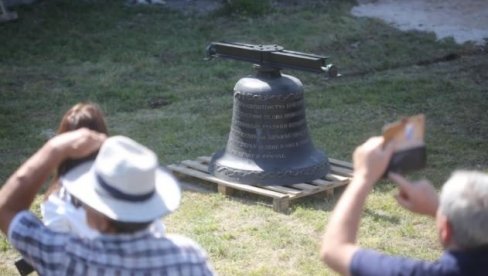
xmin=0 ymin=129 xmax=214 ymax=275
xmin=41 ymin=102 xmax=165 ymax=239
xmin=321 ymin=136 xmax=488 ymax=276
xmin=41 ymin=102 xmax=109 ymax=238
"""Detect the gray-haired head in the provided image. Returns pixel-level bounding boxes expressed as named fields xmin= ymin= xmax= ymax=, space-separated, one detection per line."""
xmin=439 ymin=170 xmax=488 ymax=249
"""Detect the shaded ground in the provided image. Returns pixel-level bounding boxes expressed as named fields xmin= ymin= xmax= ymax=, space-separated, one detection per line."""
xmin=162 ymin=0 xmax=488 ymax=45
xmin=352 ymin=0 xmax=488 ymax=45
xmin=6 ymin=0 xmax=488 ymax=46
xmin=160 ymin=0 xmax=304 ymax=15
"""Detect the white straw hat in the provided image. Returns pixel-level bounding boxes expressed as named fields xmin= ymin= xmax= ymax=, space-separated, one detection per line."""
xmin=62 ymin=136 xmax=181 ymax=222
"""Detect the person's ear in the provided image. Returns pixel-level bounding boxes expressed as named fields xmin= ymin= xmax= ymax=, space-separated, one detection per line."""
xmin=96 ymin=215 xmax=112 ymax=233
xmin=84 ymin=205 xmax=111 ymax=233
xmin=437 ymin=213 xmax=454 ymax=248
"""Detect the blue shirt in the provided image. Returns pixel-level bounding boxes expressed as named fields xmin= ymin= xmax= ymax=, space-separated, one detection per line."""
xmin=351 ymin=247 xmax=488 ymax=276
xmin=9 ymin=211 xmax=214 ymax=276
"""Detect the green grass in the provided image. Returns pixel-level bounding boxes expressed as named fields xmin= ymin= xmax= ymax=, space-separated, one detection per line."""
xmin=0 ymin=0 xmax=487 ymax=275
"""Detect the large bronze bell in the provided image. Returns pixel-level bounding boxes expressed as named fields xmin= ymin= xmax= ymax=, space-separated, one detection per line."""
xmin=207 ymin=42 xmax=336 ymax=186
xmin=209 ymin=66 xmax=329 ymax=186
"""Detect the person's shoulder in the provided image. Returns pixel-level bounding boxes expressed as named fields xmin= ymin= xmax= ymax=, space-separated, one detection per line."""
xmin=351 ymin=248 xmax=488 ymax=276
xmin=351 ymin=249 xmax=441 ymax=276
xmin=10 ymin=210 xmax=71 ymax=240
xmin=443 ymin=248 xmax=488 ymax=276
xmin=9 ymin=210 xmax=43 ymax=236
xmin=160 ymin=234 xmax=214 ymax=273
xmin=9 ymin=211 xmax=70 ymax=257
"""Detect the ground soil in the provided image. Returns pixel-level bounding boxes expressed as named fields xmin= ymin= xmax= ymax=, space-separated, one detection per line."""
xmin=162 ymin=0 xmax=488 ymax=46
xmin=352 ymin=0 xmax=488 ymax=45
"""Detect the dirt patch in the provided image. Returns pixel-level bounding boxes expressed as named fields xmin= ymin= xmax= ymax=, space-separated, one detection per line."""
xmin=352 ymin=0 xmax=488 ymax=45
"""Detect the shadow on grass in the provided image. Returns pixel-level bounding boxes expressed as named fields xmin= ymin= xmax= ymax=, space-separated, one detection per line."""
xmin=363 ymin=207 xmax=400 ymax=225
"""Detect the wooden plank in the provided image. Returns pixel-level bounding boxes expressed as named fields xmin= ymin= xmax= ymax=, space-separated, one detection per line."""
xmin=324 ymin=174 xmax=350 ymax=183
xmin=264 ymin=185 xmax=302 ymax=196
xmin=330 ymin=166 xmax=353 ymax=177
xmin=310 ymin=178 xmax=334 ymax=186
xmin=273 ymin=197 xmax=290 ymax=213
xmin=180 ymin=159 xmax=316 ymax=196
xmin=197 ymin=156 xmax=211 ymax=164
xmin=182 ymin=159 xmax=302 ymax=196
xmin=289 ymin=183 xmax=320 ymax=191
xmin=329 ymin=158 xmax=353 ymax=169
xmin=181 ymin=160 xmax=209 ymax=173
xmin=191 ymin=156 xmax=332 ymax=194
xmin=177 ymin=160 xmax=350 ymax=191
xmin=312 ymin=177 xmax=349 ymax=190
xmin=218 ymin=184 xmax=233 ymax=196
xmin=288 ymin=185 xmax=328 ymax=199
xmin=169 ymin=155 xmax=352 ymax=213
xmin=167 ymin=164 xmax=288 ymax=199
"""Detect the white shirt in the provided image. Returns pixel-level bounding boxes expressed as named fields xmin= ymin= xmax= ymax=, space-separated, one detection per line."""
xmin=41 ymin=187 xmax=166 ymax=239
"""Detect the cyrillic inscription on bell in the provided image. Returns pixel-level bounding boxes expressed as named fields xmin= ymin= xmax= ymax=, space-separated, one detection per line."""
xmin=209 ymin=68 xmax=329 ymax=186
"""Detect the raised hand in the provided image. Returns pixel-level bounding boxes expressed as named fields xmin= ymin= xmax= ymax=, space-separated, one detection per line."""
xmin=49 ymin=128 xmax=107 ymax=160
xmin=389 ymin=172 xmax=439 ymax=217
xmin=352 ymin=136 xmax=394 ymax=186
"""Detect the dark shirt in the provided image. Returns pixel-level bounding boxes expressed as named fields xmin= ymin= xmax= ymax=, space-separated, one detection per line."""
xmin=351 ymin=247 xmax=488 ymax=276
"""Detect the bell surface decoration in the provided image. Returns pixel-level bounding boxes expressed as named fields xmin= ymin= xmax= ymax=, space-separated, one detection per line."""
xmin=209 ymin=68 xmax=329 ymax=186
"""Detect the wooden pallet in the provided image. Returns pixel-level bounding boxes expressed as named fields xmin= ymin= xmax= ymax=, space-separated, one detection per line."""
xmin=168 ymin=156 xmax=353 ymax=213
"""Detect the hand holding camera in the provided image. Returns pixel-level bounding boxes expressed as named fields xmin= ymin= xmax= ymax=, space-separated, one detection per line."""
xmin=382 ymin=114 xmax=426 ymax=176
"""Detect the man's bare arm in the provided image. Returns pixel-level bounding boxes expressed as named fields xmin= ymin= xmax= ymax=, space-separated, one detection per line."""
xmin=0 ymin=129 xmax=106 ymax=235
xmin=321 ymin=137 xmax=394 ymax=275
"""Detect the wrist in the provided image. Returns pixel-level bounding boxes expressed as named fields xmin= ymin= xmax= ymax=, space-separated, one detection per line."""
xmin=351 ymin=173 xmax=376 ymax=189
xmin=45 ymin=139 xmax=68 ymax=166
xmin=352 ymin=167 xmax=380 ymax=185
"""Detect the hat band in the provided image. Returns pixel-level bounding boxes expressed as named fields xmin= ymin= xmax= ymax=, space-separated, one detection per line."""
xmin=96 ymin=174 xmax=155 ymax=202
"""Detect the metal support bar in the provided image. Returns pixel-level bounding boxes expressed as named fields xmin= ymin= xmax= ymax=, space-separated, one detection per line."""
xmin=206 ymin=41 xmax=338 ymax=77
